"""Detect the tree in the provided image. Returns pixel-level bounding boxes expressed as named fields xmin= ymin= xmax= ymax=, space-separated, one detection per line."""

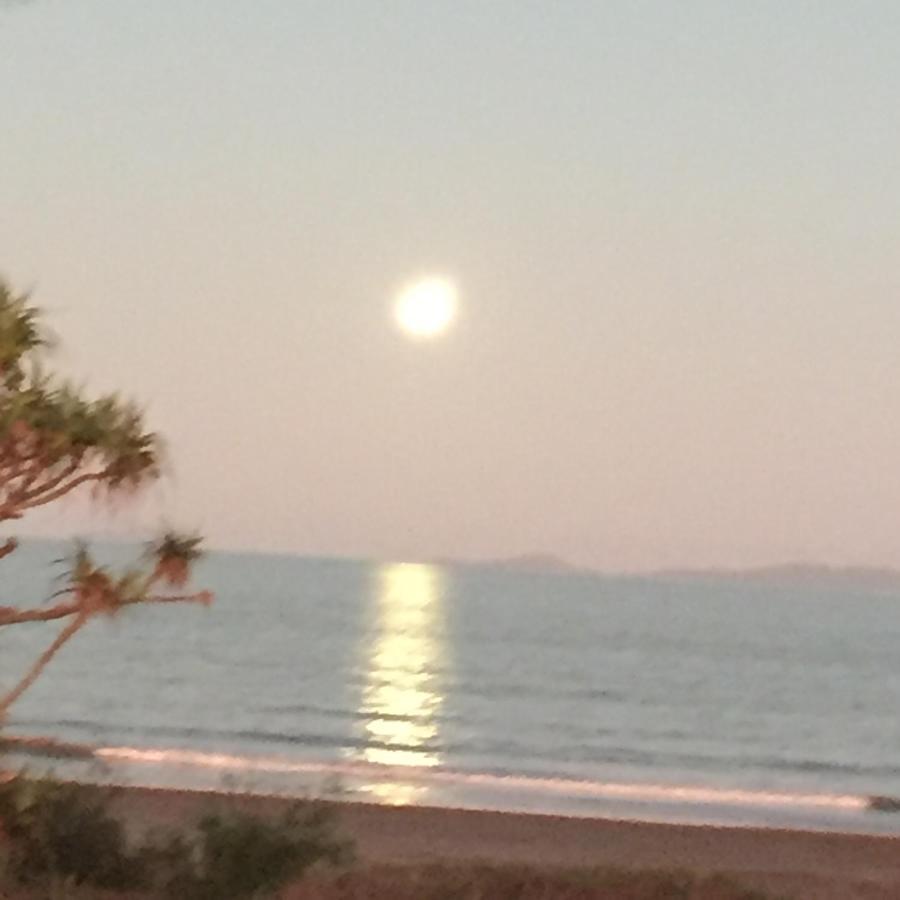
xmin=0 ymin=277 xmax=211 ymax=722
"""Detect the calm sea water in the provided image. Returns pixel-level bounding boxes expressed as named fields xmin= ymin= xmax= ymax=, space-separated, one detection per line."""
xmin=3 ymin=540 xmax=900 ymax=833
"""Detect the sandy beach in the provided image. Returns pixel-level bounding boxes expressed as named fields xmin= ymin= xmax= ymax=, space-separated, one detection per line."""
xmin=104 ymin=786 xmax=900 ymax=899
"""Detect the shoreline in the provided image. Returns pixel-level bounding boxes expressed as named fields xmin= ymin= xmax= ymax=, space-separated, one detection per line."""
xmin=5 ymin=731 xmax=900 ymax=844
xmin=100 ymin=783 xmax=900 ymax=899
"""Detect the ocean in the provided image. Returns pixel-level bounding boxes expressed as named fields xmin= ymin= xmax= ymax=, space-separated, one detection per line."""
xmin=3 ymin=540 xmax=900 ymax=834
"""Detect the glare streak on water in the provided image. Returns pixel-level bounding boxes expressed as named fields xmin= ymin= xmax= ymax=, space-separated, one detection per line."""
xmin=359 ymin=563 xmax=444 ymax=773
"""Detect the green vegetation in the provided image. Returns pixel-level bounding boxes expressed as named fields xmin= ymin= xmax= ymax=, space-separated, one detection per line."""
xmin=144 ymin=803 xmax=352 ymax=899
xmin=0 ymin=776 xmax=140 ymax=892
xmin=0 ymin=774 xmax=351 ymax=898
xmin=0 ymin=277 xmax=210 ymax=721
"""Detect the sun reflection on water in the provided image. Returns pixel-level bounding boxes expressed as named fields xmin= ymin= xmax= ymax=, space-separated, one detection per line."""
xmin=358 ymin=562 xmax=445 ymax=804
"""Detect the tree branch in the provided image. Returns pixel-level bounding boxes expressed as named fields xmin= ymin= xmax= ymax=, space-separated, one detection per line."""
xmin=0 ymin=455 xmax=48 ymax=507
xmin=0 ymin=454 xmax=42 ymax=486
xmin=0 ymin=590 xmax=212 ymax=627
xmin=16 ymin=469 xmax=109 ymax=512
xmin=0 ymin=536 xmax=17 ymax=561
xmin=0 ymin=600 xmax=80 ymax=626
xmin=0 ymin=612 xmax=88 ymax=720
xmin=18 ymin=457 xmax=80 ymax=503
xmin=0 ymin=458 xmax=87 ymax=520
xmin=143 ymin=591 xmax=213 ymax=607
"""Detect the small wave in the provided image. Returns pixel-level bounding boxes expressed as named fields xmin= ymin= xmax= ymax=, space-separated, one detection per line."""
xmin=89 ymin=745 xmax=869 ymax=813
xmin=11 ymin=719 xmax=372 ymax=754
xmin=259 ymin=702 xmax=366 ymax=720
xmin=14 ymin=715 xmax=445 ymax=751
xmin=766 ymin=758 xmax=869 ymax=776
xmin=571 ymin=687 xmax=626 ymax=702
xmin=11 ymin=717 xmax=111 ymax=737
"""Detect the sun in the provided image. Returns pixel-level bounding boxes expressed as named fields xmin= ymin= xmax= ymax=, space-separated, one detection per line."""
xmin=394 ymin=277 xmax=457 ymax=339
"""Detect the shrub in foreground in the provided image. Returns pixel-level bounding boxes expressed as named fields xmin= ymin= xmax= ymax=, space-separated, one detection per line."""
xmin=0 ymin=775 xmax=141 ymax=891
xmin=0 ymin=775 xmax=351 ymax=899
xmin=148 ymin=802 xmax=352 ymax=899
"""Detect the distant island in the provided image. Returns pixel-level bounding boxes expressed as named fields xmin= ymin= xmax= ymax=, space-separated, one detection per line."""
xmin=654 ymin=563 xmax=900 ymax=592
xmin=432 ymin=555 xmax=900 ymax=592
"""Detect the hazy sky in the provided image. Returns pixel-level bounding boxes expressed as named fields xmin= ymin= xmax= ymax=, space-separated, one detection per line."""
xmin=3 ymin=1 xmax=900 ymax=570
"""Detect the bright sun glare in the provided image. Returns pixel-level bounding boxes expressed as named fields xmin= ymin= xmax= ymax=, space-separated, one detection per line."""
xmin=394 ymin=277 xmax=457 ymax=338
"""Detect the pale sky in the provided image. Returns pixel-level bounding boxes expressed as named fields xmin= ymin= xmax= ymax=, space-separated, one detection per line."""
xmin=3 ymin=1 xmax=900 ymax=570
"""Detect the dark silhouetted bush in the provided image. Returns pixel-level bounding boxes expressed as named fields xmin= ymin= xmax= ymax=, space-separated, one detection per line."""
xmin=0 ymin=775 xmax=143 ymax=890
xmin=0 ymin=775 xmax=351 ymax=899
xmin=150 ymin=802 xmax=352 ymax=899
